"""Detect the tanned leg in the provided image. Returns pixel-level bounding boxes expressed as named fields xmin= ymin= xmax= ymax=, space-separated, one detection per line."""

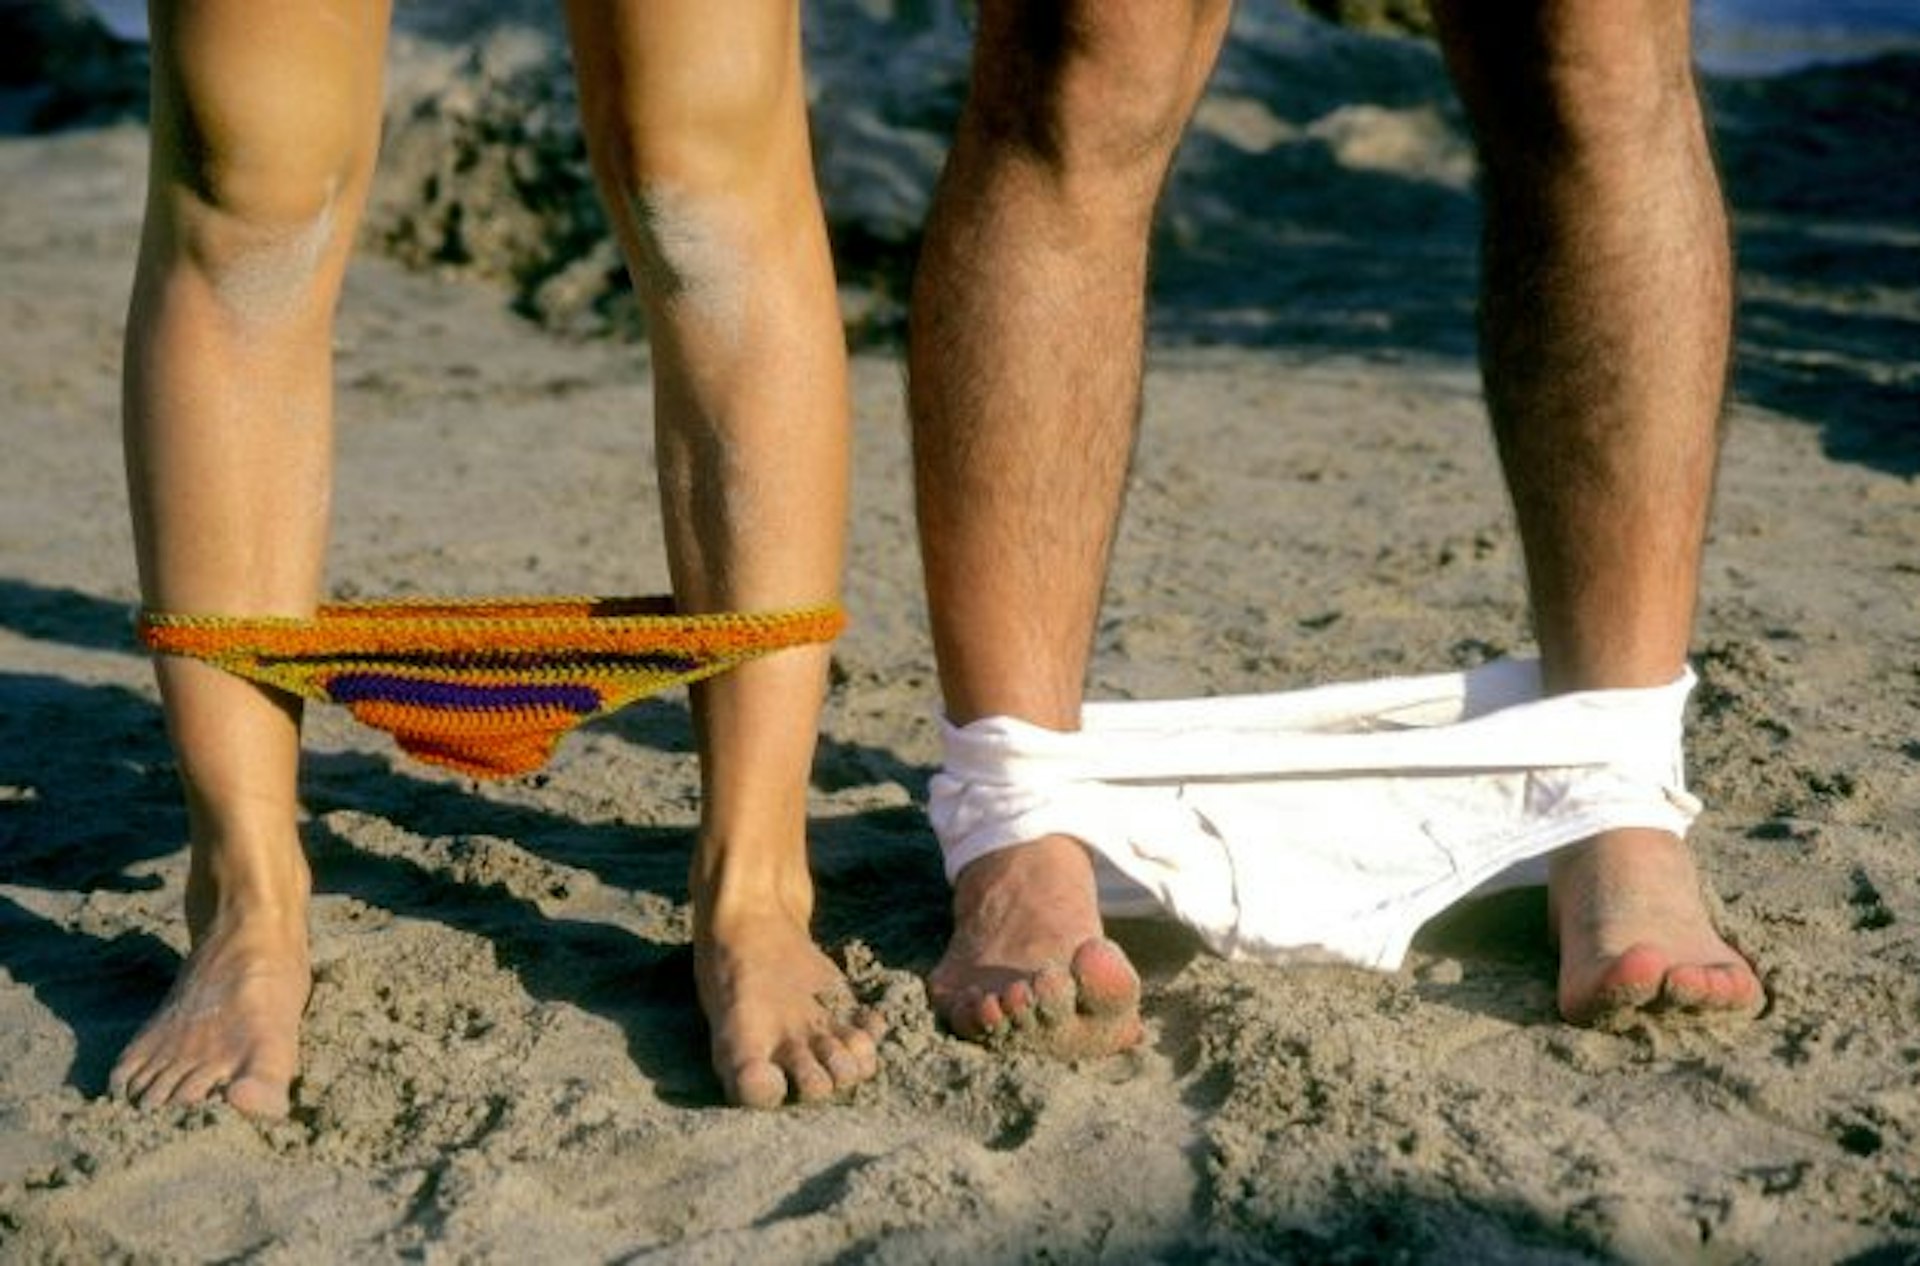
xmin=565 ymin=0 xmax=879 ymax=1107
xmin=1433 ymin=0 xmax=1763 ymax=1024
xmin=113 ymin=0 xmax=391 ymax=1117
xmin=910 ymin=0 xmax=1231 ymax=1057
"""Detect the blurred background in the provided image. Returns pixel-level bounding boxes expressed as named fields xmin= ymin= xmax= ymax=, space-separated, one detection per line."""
xmin=6 ymin=0 xmax=1916 ymax=470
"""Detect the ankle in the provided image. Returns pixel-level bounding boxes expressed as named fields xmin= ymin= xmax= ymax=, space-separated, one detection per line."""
xmin=689 ymin=838 xmax=815 ymax=936
xmin=1548 ymin=830 xmax=1708 ymax=932
xmin=185 ymin=828 xmax=312 ymax=927
xmin=1549 ymin=828 xmax=1694 ymax=880
xmin=953 ymin=835 xmax=1096 ymax=900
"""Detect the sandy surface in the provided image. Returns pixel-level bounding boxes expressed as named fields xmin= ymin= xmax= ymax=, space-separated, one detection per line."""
xmin=3 ymin=11 xmax=1919 ymax=1264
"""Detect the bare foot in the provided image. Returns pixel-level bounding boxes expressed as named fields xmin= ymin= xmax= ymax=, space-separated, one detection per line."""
xmin=1549 ymin=826 xmax=1765 ymax=1027
xmin=928 ymin=834 xmax=1144 ymax=1059
xmin=109 ymin=843 xmax=312 ymax=1119
xmin=694 ymin=887 xmax=884 ymax=1110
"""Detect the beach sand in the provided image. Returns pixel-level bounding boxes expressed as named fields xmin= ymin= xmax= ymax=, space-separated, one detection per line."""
xmin=3 ymin=8 xmax=1918 ymax=1262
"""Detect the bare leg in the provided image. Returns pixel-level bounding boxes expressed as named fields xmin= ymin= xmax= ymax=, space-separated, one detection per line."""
xmin=1434 ymin=1 xmax=1763 ymax=1023
xmin=910 ymin=0 xmax=1231 ymax=1057
xmin=565 ymin=1 xmax=879 ymax=1106
xmin=112 ymin=0 xmax=390 ymax=1117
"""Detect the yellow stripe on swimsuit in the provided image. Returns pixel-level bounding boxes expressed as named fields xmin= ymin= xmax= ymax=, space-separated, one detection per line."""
xmin=138 ymin=596 xmax=844 ymax=779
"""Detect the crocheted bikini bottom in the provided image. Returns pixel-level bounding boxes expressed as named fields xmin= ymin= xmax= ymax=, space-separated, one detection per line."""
xmin=137 ymin=596 xmax=844 ymax=779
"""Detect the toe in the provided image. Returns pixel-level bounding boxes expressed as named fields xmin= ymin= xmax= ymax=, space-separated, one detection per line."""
xmin=1070 ymin=939 xmax=1141 ymax=1019
xmin=120 ymin=1063 xmax=164 ymax=1108
xmin=223 ymin=1080 xmax=290 ymax=1120
xmin=107 ymin=1051 xmax=148 ymax=1103
xmin=1661 ymin=962 xmax=1719 ymax=1010
xmin=134 ymin=1058 xmax=195 ymax=1110
xmin=172 ymin=1064 xmax=232 ymax=1108
xmin=937 ymin=988 xmax=983 ymax=1039
xmin=834 ymin=1025 xmax=881 ymax=1081
xmin=780 ymin=1045 xmax=835 ymax=1104
xmin=1563 ymin=944 xmax=1667 ymax=1025
xmin=1568 ymin=981 xmax=1659 ymax=1027
xmin=1722 ymin=963 xmax=1766 ymax=1014
xmin=111 ymin=1025 xmax=172 ymax=1102
xmin=969 ymin=990 xmax=1007 ymax=1039
xmin=1032 ymin=964 xmax=1077 ymax=1026
xmin=1666 ymin=960 xmax=1763 ymax=1015
xmin=727 ymin=1059 xmax=790 ymax=1111
xmin=224 ymin=1062 xmax=293 ymax=1119
xmin=1002 ymin=978 xmax=1038 ymax=1029
xmin=814 ymin=1033 xmax=872 ymax=1091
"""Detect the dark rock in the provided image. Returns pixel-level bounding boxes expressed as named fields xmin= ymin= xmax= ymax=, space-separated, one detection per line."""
xmin=0 ymin=0 xmax=148 ymax=132
xmin=1296 ymin=0 xmax=1435 ymax=38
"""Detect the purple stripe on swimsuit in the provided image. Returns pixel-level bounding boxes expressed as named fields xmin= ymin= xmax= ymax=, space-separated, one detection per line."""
xmin=326 ymin=673 xmax=603 ymax=713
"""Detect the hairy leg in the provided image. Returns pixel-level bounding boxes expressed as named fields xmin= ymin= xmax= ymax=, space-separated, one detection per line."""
xmin=910 ymin=0 xmax=1231 ymax=1057
xmin=565 ymin=0 xmax=877 ymax=1107
xmin=114 ymin=0 xmax=390 ymax=1117
xmin=1434 ymin=0 xmax=1762 ymax=1024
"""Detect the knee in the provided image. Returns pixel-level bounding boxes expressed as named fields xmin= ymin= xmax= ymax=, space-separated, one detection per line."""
xmin=171 ymin=140 xmax=352 ymax=232
xmin=150 ymin=104 xmax=364 ymax=313
xmin=1532 ymin=45 xmax=1699 ymax=157
xmin=1443 ymin=7 xmax=1702 ymax=169
xmin=581 ymin=42 xmax=804 ymax=208
xmin=967 ymin=0 xmax=1230 ymax=191
xmin=581 ymin=52 xmax=817 ymax=310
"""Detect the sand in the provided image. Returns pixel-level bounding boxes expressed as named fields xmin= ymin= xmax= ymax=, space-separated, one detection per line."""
xmin=3 ymin=8 xmax=1918 ymax=1263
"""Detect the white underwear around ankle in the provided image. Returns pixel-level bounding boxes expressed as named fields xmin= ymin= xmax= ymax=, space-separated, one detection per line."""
xmin=929 ymin=659 xmax=1700 ymax=971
